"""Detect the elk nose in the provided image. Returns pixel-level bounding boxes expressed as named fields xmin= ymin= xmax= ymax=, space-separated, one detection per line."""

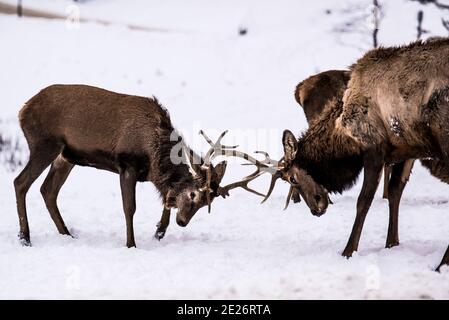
xmin=176 ymin=217 xmax=187 ymax=227
xmin=311 ymin=209 xmax=325 ymax=217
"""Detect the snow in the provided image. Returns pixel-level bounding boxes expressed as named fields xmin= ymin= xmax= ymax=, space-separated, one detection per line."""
xmin=1 ymin=0 xmax=449 ymax=299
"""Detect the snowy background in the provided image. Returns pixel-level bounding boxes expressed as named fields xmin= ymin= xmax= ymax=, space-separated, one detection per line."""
xmin=1 ymin=0 xmax=449 ymax=299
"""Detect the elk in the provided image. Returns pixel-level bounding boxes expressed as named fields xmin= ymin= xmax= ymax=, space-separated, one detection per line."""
xmin=296 ymin=70 xmax=396 ymax=199
xmin=268 ymin=39 xmax=449 ymax=270
xmin=14 ymin=84 xmax=276 ymax=248
xmin=295 ymin=69 xmax=449 ymax=252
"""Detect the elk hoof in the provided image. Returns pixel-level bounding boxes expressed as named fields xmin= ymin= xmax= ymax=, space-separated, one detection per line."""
xmin=60 ymin=227 xmax=73 ymax=238
xmin=154 ymin=229 xmax=166 ymax=241
xmin=436 ymin=263 xmax=448 ymax=273
xmin=18 ymin=233 xmax=31 ymax=247
xmin=385 ymin=240 xmax=399 ymax=249
xmin=342 ymin=248 xmax=354 ymax=259
xmin=126 ymin=242 xmax=136 ymax=248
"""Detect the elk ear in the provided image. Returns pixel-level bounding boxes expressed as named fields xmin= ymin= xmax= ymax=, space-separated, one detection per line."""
xmin=214 ymin=161 xmax=227 ymax=182
xmin=282 ymin=130 xmax=298 ymax=163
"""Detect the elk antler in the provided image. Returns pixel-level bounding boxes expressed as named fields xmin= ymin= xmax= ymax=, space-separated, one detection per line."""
xmin=199 ymin=130 xmax=239 ymax=213
xmin=199 ymin=130 xmax=284 ymax=211
xmin=284 ymin=186 xmax=294 ymax=210
xmin=217 ymin=150 xmax=283 ymax=199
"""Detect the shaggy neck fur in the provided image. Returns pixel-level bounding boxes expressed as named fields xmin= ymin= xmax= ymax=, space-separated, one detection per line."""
xmin=295 ymin=98 xmax=364 ymax=194
xmin=153 ymin=137 xmax=198 ymax=199
xmin=149 ymin=100 xmax=200 ymax=199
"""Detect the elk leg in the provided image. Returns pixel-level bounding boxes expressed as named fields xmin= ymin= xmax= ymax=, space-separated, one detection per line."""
xmin=385 ymin=162 xmax=404 ymax=248
xmin=385 ymin=160 xmax=414 ymax=248
xmin=14 ymin=141 xmax=62 ymax=246
xmin=382 ymin=165 xmax=391 ymax=199
xmin=154 ymin=207 xmax=171 ymax=240
xmin=342 ymin=150 xmax=384 ymax=258
xmin=40 ymin=155 xmax=74 ymax=236
xmin=436 ymin=245 xmax=449 ymax=272
xmin=119 ymin=167 xmax=137 ymax=248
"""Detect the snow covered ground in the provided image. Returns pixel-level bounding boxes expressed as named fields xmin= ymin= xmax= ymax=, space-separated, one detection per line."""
xmin=0 ymin=0 xmax=449 ymax=299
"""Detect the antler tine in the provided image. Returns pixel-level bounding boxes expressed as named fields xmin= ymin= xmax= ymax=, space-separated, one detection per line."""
xmin=215 ymin=149 xmax=283 ymax=198
xmin=200 ymin=130 xmax=239 ymax=165
xmin=199 ymin=130 xmax=214 ymax=147
xmin=283 ymin=186 xmax=294 ymax=210
xmin=254 ymin=151 xmax=280 ymax=166
xmin=199 ymin=130 xmax=238 ymax=149
xmin=260 ymin=171 xmax=283 ymax=203
xmin=213 ymin=130 xmax=239 ymax=149
xmin=217 ymin=170 xmax=266 ymax=198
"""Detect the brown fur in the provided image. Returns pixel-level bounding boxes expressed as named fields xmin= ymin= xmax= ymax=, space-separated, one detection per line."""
xmin=283 ymin=39 xmax=449 ymax=269
xmin=15 ymin=85 xmax=227 ymax=247
xmin=297 ymin=69 xmax=449 ymax=187
xmin=295 ymin=70 xmax=351 ymax=123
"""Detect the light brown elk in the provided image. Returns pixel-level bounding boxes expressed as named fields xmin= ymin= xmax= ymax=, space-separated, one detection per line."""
xmin=295 ymin=69 xmax=449 ymax=252
xmin=267 ymin=39 xmax=449 ymax=270
xmin=296 ymin=70 xmax=393 ymax=199
xmin=14 ymin=84 xmax=275 ymax=247
xmin=294 ymin=69 xmax=412 ymax=249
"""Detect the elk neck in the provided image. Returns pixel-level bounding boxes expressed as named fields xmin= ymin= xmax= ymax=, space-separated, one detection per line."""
xmin=295 ymin=97 xmax=364 ymax=194
xmin=147 ymin=127 xmax=199 ymax=200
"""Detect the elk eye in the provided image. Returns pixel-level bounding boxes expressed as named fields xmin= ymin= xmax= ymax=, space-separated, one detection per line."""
xmin=290 ymin=177 xmax=297 ymax=185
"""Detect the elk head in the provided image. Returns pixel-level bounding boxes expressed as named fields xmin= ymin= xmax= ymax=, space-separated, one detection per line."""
xmin=260 ymin=130 xmax=330 ymax=216
xmin=168 ymin=164 xmax=227 ymax=227
xmin=167 ymin=143 xmax=227 ymax=227
xmin=172 ymin=130 xmax=268 ymax=227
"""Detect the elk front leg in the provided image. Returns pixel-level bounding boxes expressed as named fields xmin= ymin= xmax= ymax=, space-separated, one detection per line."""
xmin=385 ymin=160 xmax=414 ymax=248
xmin=119 ymin=167 xmax=137 ymax=248
xmin=154 ymin=207 xmax=171 ymax=241
xmin=436 ymin=245 xmax=449 ymax=272
xmin=14 ymin=142 xmax=62 ymax=246
xmin=342 ymin=150 xmax=384 ymax=258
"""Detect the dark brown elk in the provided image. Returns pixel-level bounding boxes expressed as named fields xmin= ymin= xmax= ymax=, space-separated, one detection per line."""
xmin=14 ymin=85 xmax=270 ymax=248
xmin=268 ymin=39 xmax=449 ymax=271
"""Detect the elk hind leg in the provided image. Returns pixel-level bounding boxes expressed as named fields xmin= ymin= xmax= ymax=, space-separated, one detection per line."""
xmin=385 ymin=160 xmax=413 ymax=248
xmin=40 ymin=155 xmax=74 ymax=236
xmin=14 ymin=141 xmax=62 ymax=245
